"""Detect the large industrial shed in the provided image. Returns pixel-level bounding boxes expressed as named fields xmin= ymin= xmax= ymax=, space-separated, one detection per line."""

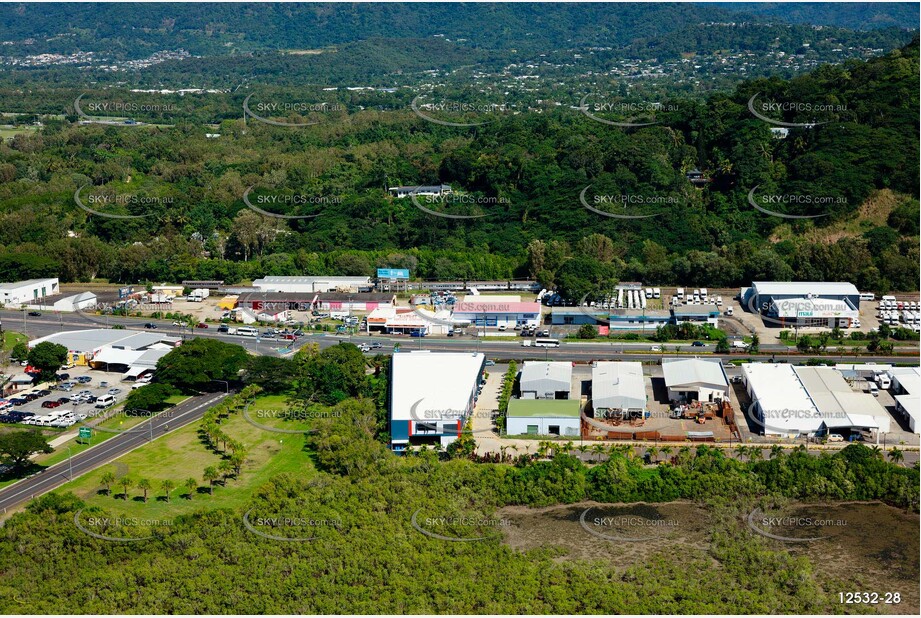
xmin=252 ymin=276 xmax=373 ymax=294
xmin=0 ymin=277 xmax=59 ymax=306
xmin=662 ymin=358 xmax=730 ymax=403
xmin=793 ymin=366 xmax=890 ymax=434
xmin=389 ymin=351 xmax=485 ymax=451
xmin=743 ymin=363 xmax=821 ymax=437
xmin=741 ymin=281 xmax=860 ymax=328
xmin=591 ymin=362 xmax=646 ymax=419
xmin=506 ymin=399 xmax=581 ymax=437
xmin=519 ymin=362 xmax=572 ymax=400
xmin=452 ymin=297 xmax=542 ymax=330
xmin=29 ymin=329 xmax=181 ymax=375
xmin=889 ymin=367 xmax=920 ymax=433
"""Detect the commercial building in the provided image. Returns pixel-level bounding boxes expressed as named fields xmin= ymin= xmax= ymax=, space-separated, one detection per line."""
xmin=366 ymin=307 xmax=455 ymax=336
xmin=672 ymin=304 xmax=721 ymax=326
xmin=506 ymin=399 xmax=581 ymax=437
xmin=0 ymin=278 xmax=59 ymax=306
xmin=28 ymin=329 xmax=181 ymax=377
xmin=591 ymin=362 xmax=646 ymax=419
xmin=793 ymin=366 xmax=890 ymax=434
xmin=313 ymin=292 xmax=396 ymax=312
xmin=741 ymin=281 xmax=860 ymax=327
xmin=519 ymin=362 xmax=572 ymax=400
xmin=742 ymin=363 xmax=894 ymax=438
xmin=889 ymin=367 xmax=920 ymax=433
xmin=253 ymin=276 xmax=373 ymax=294
xmin=662 ymin=358 xmax=730 ymax=403
xmin=452 ymin=296 xmax=542 ymax=330
xmin=742 ymin=363 xmax=821 ymax=437
xmin=389 ymin=351 xmax=485 ymax=450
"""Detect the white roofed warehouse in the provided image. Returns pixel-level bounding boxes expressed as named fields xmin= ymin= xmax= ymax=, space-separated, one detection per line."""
xmin=662 ymin=358 xmax=729 ymax=404
xmin=741 ymin=281 xmax=860 ymax=328
xmin=591 ymin=362 xmax=646 ymax=420
xmin=28 ymin=329 xmax=181 ymax=377
xmin=519 ymin=362 xmax=572 ymax=400
xmin=389 ymin=351 xmax=485 ymax=451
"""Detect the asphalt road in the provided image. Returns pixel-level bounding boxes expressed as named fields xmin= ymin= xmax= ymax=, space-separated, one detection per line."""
xmin=2 ymin=309 xmax=917 ymax=366
xmin=0 ymin=391 xmax=229 ymax=514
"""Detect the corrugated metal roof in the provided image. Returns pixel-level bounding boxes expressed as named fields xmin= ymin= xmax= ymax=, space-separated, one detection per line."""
xmin=507 ymin=398 xmax=580 ymax=418
xmin=29 ymin=329 xmax=180 ymax=353
xmin=592 ymin=362 xmax=646 ymax=411
xmin=753 ymin=281 xmax=859 ymax=296
xmin=391 ymin=352 xmax=484 ymax=421
xmin=662 ymin=358 xmax=728 ymax=389
xmin=520 ymin=362 xmax=572 ymax=393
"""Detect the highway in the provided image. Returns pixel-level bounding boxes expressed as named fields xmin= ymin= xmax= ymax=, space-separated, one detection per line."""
xmin=2 ymin=308 xmax=917 ymax=365
xmin=0 ymin=391 xmax=230 ymax=514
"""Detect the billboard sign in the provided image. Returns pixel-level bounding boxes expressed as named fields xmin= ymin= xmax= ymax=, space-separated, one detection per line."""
xmin=377 ymin=268 xmax=410 ymax=280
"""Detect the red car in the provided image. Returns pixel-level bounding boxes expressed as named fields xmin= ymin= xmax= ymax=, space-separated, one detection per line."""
xmin=42 ymin=400 xmax=62 ymax=409
xmin=196 ymin=323 xmax=209 ymax=329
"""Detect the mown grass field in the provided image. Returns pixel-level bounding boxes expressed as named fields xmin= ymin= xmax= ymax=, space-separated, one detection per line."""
xmin=55 ymin=395 xmax=314 ymax=520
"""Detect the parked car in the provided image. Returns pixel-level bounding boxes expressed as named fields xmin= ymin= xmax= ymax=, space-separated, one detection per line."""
xmin=56 ymin=373 xmax=70 ymax=381
xmin=99 ymin=381 xmax=109 ymax=388
xmin=42 ymin=400 xmax=62 ymax=409
xmin=107 ymin=388 xmax=122 ymax=396
xmin=76 ymin=376 xmax=92 ymax=384
xmin=57 ymin=397 xmax=71 ymax=404
xmin=485 ymin=360 xmax=496 ymax=366
xmin=36 ymin=390 xmax=52 ymax=397
xmin=827 ymin=433 xmax=844 ymax=443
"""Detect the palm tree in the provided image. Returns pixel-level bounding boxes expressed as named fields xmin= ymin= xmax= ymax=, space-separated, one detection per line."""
xmin=161 ymin=479 xmax=175 ymax=503
xmin=100 ymin=471 xmax=116 ymax=496
xmin=660 ymin=446 xmax=673 ymax=463
xmin=770 ymin=445 xmax=784 ymax=460
xmin=137 ymin=478 xmax=152 ymax=503
xmin=203 ymin=467 xmax=220 ymax=495
xmin=563 ymin=441 xmax=575 ymax=456
xmin=734 ymin=445 xmax=748 ymax=461
xmin=748 ymin=447 xmax=764 ymax=462
xmin=184 ymin=478 xmax=197 ymax=500
xmin=870 ymin=446 xmax=884 ymax=460
xmin=230 ymin=452 xmax=246 ymax=477
xmin=118 ymin=477 xmax=133 ymax=500
xmin=888 ymin=448 xmax=904 ymax=466
xmin=591 ymin=444 xmax=606 ymax=463
xmin=577 ymin=444 xmax=589 ymax=461
xmin=218 ymin=459 xmax=233 ymax=482
xmin=646 ymin=446 xmax=659 ymax=463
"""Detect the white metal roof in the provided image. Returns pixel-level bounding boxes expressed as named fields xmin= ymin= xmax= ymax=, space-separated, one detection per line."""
xmin=752 ymin=281 xmax=859 ymax=296
xmin=29 ymin=329 xmax=180 ymax=354
xmin=793 ymin=366 xmax=890 ymax=433
xmin=662 ymin=358 xmax=728 ymax=390
xmin=0 ymin=277 xmax=58 ymax=290
xmin=520 ymin=362 xmax=572 ymax=393
xmin=390 ymin=352 xmax=484 ymax=421
xmin=592 ymin=362 xmax=646 ymax=411
xmin=889 ymin=367 xmax=920 ymax=396
xmin=772 ymin=297 xmax=858 ymax=318
xmin=743 ymin=363 xmax=822 ymax=434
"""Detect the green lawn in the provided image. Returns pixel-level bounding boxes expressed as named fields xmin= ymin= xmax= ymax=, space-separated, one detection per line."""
xmin=1 ymin=330 xmax=27 ymax=352
xmin=54 ymin=395 xmax=314 ymax=521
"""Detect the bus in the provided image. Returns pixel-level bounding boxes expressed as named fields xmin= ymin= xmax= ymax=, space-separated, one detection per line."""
xmin=534 ymin=338 xmax=560 ymax=348
xmin=236 ymin=326 xmax=259 ymax=337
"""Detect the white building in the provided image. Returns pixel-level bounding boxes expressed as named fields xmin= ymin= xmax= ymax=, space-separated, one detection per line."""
xmin=662 ymin=358 xmax=730 ymax=403
xmin=389 ymin=351 xmax=485 ymax=450
xmin=452 ymin=297 xmax=542 ymax=330
xmin=742 ymin=363 xmax=822 ymax=437
xmin=591 ymin=361 xmax=646 ymax=419
xmin=0 ymin=278 xmax=59 ymax=306
xmin=793 ymin=366 xmax=890 ymax=435
xmin=29 ymin=329 xmax=181 ymax=377
xmin=889 ymin=367 xmax=920 ymax=433
xmin=519 ymin=362 xmax=572 ymax=400
xmin=506 ymin=399 xmax=581 ymax=437
xmin=252 ymin=276 xmax=373 ymax=294
xmin=51 ymin=291 xmax=97 ymax=312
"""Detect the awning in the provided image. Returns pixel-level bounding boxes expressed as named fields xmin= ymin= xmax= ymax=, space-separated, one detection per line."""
xmin=124 ymin=366 xmax=148 ymax=378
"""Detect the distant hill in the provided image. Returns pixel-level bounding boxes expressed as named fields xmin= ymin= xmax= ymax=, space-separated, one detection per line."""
xmin=715 ymin=2 xmax=919 ymax=30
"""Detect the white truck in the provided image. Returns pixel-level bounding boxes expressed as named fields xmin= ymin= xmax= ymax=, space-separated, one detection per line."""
xmin=731 ymin=340 xmax=748 ymax=350
xmin=874 ymin=373 xmax=891 ymax=389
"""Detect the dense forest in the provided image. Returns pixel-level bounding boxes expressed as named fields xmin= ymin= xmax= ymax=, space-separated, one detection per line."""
xmin=0 ymin=39 xmax=917 ymax=296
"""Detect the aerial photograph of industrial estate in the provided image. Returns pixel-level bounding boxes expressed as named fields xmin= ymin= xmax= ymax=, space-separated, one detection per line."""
xmin=0 ymin=0 xmax=918 ymax=615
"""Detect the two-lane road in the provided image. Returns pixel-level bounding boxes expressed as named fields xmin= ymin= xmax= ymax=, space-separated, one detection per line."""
xmin=0 ymin=391 xmax=230 ymax=514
